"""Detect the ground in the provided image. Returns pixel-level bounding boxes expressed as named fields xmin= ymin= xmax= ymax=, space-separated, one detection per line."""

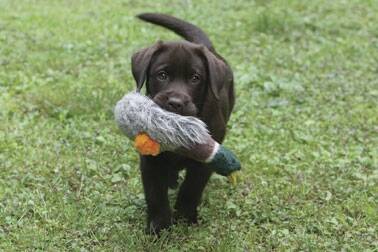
xmin=0 ymin=0 xmax=377 ymax=251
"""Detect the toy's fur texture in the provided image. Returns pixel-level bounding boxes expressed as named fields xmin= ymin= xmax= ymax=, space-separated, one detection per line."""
xmin=114 ymin=92 xmax=210 ymax=152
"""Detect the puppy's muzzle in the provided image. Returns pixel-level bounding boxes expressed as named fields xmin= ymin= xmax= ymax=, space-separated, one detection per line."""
xmin=153 ymin=91 xmax=197 ymax=116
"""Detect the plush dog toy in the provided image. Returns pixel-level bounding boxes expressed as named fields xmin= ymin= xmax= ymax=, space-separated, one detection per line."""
xmin=114 ymin=92 xmax=241 ymax=184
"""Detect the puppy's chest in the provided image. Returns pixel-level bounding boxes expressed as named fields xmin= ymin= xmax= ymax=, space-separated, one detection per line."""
xmin=158 ymin=151 xmax=198 ymax=170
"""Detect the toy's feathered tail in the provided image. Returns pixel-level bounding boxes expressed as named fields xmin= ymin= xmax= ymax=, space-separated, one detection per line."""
xmin=114 ymin=92 xmax=209 ymax=151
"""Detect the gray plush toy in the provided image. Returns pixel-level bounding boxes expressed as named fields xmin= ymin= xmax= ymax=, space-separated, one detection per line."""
xmin=114 ymin=92 xmax=241 ymax=183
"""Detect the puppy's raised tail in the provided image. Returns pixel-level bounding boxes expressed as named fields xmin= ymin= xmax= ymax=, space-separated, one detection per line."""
xmin=137 ymin=13 xmax=214 ymax=51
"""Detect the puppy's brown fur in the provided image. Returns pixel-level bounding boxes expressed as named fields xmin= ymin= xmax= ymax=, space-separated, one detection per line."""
xmin=131 ymin=13 xmax=235 ymax=234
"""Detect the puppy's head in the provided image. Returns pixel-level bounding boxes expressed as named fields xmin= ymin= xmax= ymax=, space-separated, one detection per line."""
xmin=131 ymin=41 xmax=228 ymax=116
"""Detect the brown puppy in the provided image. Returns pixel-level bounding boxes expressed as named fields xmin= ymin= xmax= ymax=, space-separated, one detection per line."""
xmin=131 ymin=13 xmax=235 ymax=234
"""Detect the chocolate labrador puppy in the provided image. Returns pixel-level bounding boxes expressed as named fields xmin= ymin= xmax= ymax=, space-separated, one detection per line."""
xmin=131 ymin=13 xmax=235 ymax=234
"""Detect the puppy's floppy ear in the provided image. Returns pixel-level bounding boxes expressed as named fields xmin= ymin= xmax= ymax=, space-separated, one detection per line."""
xmin=131 ymin=41 xmax=163 ymax=91
xmin=201 ymin=47 xmax=231 ymax=100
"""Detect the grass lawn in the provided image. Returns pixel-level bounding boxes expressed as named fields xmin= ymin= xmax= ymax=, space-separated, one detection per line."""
xmin=1 ymin=0 xmax=377 ymax=250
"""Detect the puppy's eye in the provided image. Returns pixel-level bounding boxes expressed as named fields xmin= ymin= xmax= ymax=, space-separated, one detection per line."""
xmin=156 ymin=71 xmax=168 ymax=81
xmin=191 ymin=74 xmax=200 ymax=84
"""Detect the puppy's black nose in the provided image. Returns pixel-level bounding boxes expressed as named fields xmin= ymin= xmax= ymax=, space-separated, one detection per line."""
xmin=166 ymin=97 xmax=183 ymax=112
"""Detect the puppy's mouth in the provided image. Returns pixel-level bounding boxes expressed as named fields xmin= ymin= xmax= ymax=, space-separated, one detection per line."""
xmin=153 ymin=93 xmax=198 ymax=117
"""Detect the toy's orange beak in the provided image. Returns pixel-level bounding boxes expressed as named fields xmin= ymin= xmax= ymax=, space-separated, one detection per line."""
xmin=134 ymin=133 xmax=160 ymax=156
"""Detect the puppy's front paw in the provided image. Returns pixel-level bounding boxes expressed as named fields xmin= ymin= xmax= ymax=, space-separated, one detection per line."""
xmin=145 ymin=215 xmax=172 ymax=235
xmin=174 ymin=205 xmax=198 ymax=225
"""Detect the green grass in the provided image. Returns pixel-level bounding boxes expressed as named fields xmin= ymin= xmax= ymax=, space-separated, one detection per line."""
xmin=1 ymin=0 xmax=377 ymax=250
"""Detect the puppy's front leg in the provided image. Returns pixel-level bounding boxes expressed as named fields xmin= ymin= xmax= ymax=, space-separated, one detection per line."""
xmin=140 ymin=155 xmax=172 ymax=234
xmin=175 ymin=163 xmax=212 ymax=224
